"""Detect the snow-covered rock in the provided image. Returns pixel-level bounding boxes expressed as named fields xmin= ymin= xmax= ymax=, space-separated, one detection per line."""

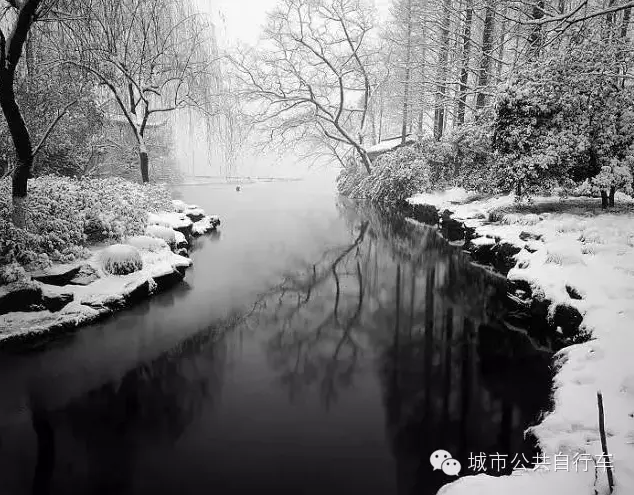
xmin=0 ymin=196 xmax=219 ymax=350
xmin=148 ymin=211 xmax=193 ymax=233
xmin=184 ymin=207 xmax=206 ymax=222
xmin=145 ymin=224 xmax=177 ymax=249
xmin=99 ymin=244 xmax=143 ymax=275
xmin=0 ymin=281 xmax=42 ymax=315
xmin=30 ymin=263 xmax=83 ymax=286
xmin=192 ymin=216 xmax=213 ymax=235
xmin=126 ymin=235 xmax=171 ymax=253
xmin=174 ymin=230 xmax=188 ymax=249
xmin=171 ymin=199 xmax=188 ymax=212
xmin=192 ymin=215 xmax=221 ymax=236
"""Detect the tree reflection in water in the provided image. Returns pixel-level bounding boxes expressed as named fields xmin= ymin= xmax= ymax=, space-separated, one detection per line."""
xmin=245 ymin=199 xmax=552 ymax=495
xmin=15 ymin=199 xmax=552 ymax=495
xmin=26 ymin=326 xmax=228 ymax=495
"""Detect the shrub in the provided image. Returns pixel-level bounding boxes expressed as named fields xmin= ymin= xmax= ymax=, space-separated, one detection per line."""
xmin=492 ymin=39 xmax=634 ymax=200
xmin=337 ymin=132 xmax=498 ymax=204
xmin=0 ymin=262 xmax=28 ymax=285
xmin=0 ymin=176 xmax=174 ymax=268
xmin=99 ymin=244 xmax=143 ymax=275
xmin=338 ymin=144 xmax=439 ymax=204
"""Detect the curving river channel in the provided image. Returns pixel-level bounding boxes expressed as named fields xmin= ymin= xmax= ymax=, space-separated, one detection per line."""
xmin=0 ymin=178 xmax=553 ymax=495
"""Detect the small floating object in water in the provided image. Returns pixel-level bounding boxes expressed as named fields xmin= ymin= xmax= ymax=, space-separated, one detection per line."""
xmin=236 ymin=186 xmax=241 ymax=192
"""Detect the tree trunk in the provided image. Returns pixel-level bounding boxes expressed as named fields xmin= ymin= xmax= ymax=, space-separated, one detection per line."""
xmin=138 ymin=137 xmax=150 ymax=183
xmin=0 ymin=84 xmax=34 ymax=228
xmin=620 ymin=8 xmax=631 ymax=88
xmin=496 ymin=6 xmax=508 ymax=81
xmin=433 ymin=0 xmax=451 ymax=140
xmin=528 ymin=0 xmax=545 ymax=58
xmin=456 ymin=0 xmax=474 ymax=126
xmin=475 ymin=0 xmax=495 ymax=111
xmin=417 ymin=2 xmax=428 ymax=136
xmin=401 ymin=0 xmax=413 ymax=144
xmin=609 ymin=186 xmax=616 ymax=207
xmin=601 ymin=190 xmax=608 ymax=209
xmin=359 ymin=149 xmax=372 ymax=175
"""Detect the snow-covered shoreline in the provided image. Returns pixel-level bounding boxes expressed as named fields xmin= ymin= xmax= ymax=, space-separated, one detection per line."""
xmin=0 ymin=200 xmax=221 ymax=350
xmin=406 ymin=189 xmax=634 ymax=495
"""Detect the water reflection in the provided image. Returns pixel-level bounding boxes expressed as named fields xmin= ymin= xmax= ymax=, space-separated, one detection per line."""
xmin=241 ymin=199 xmax=552 ymax=494
xmin=0 ymin=198 xmax=551 ymax=495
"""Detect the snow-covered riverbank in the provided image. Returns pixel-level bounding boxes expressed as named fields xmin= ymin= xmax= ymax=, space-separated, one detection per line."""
xmin=407 ymin=189 xmax=634 ymax=495
xmin=0 ymin=200 xmax=220 ymax=349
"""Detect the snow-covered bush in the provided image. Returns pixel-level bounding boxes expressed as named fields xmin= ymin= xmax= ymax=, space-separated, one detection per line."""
xmin=0 ymin=262 xmax=28 ymax=285
xmin=99 ymin=244 xmax=143 ymax=275
xmin=125 ymin=235 xmax=170 ymax=253
xmin=492 ymin=39 xmax=634 ymax=202
xmin=145 ymin=225 xmax=177 ymax=249
xmin=1 ymin=177 xmax=88 ymax=268
xmin=80 ymin=177 xmax=173 ymax=242
xmin=337 ymin=145 xmax=435 ymax=204
xmin=337 ymin=134 xmax=497 ymax=204
xmin=0 ymin=176 xmax=174 ymax=268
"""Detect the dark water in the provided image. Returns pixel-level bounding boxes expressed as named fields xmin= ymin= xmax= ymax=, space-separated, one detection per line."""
xmin=0 ymin=179 xmax=552 ymax=495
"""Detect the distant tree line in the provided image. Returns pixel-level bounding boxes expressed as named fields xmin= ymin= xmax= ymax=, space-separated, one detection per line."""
xmin=234 ymin=0 xmax=634 ymax=205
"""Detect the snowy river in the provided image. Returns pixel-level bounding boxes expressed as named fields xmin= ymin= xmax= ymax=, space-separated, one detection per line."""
xmin=0 ymin=178 xmax=552 ymax=495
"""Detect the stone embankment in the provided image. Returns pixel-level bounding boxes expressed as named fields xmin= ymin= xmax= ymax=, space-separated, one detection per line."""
xmin=0 ymin=200 xmax=220 ymax=350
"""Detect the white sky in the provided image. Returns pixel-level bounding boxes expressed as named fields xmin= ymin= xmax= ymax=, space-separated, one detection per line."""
xmin=196 ymin=0 xmax=391 ymax=46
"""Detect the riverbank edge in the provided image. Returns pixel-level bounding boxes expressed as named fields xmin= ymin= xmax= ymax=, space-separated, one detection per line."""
xmin=400 ymin=190 xmax=634 ymax=495
xmin=0 ymin=201 xmax=221 ymax=352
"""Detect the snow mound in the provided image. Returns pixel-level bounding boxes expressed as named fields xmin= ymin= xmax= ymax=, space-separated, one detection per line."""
xmin=172 ymin=199 xmax=188 ymax=212
xmin=125 ymin=235 xmax=170 ymax=253
xmin=145 ymin=225 xmax=177 ymax=249
xmin=99 ymin=244 xmax=143 ymax=275
xmin=148 ymin=211 xmax=192 ymax=230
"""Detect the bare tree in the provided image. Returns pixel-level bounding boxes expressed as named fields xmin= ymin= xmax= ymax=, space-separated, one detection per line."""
xmin=63 ymin=0 xmax=216 ymax=183
xmin=232 ymin=0 xmax=377 ymax=174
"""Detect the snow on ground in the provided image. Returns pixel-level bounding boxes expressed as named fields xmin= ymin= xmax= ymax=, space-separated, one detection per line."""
xmin=35 ymin=247 xmax=190 ymax=311
xmin=0 ymin=197 xmax=222 ymax=348
xmin=408 ymin=188 xmax=634 ymax=495
xmin=0 ymin=242 xmax=194 ymax=341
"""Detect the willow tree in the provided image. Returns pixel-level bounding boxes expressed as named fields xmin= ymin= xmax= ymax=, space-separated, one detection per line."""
xmin=64 ymin=0 xmax=215 ymax=183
